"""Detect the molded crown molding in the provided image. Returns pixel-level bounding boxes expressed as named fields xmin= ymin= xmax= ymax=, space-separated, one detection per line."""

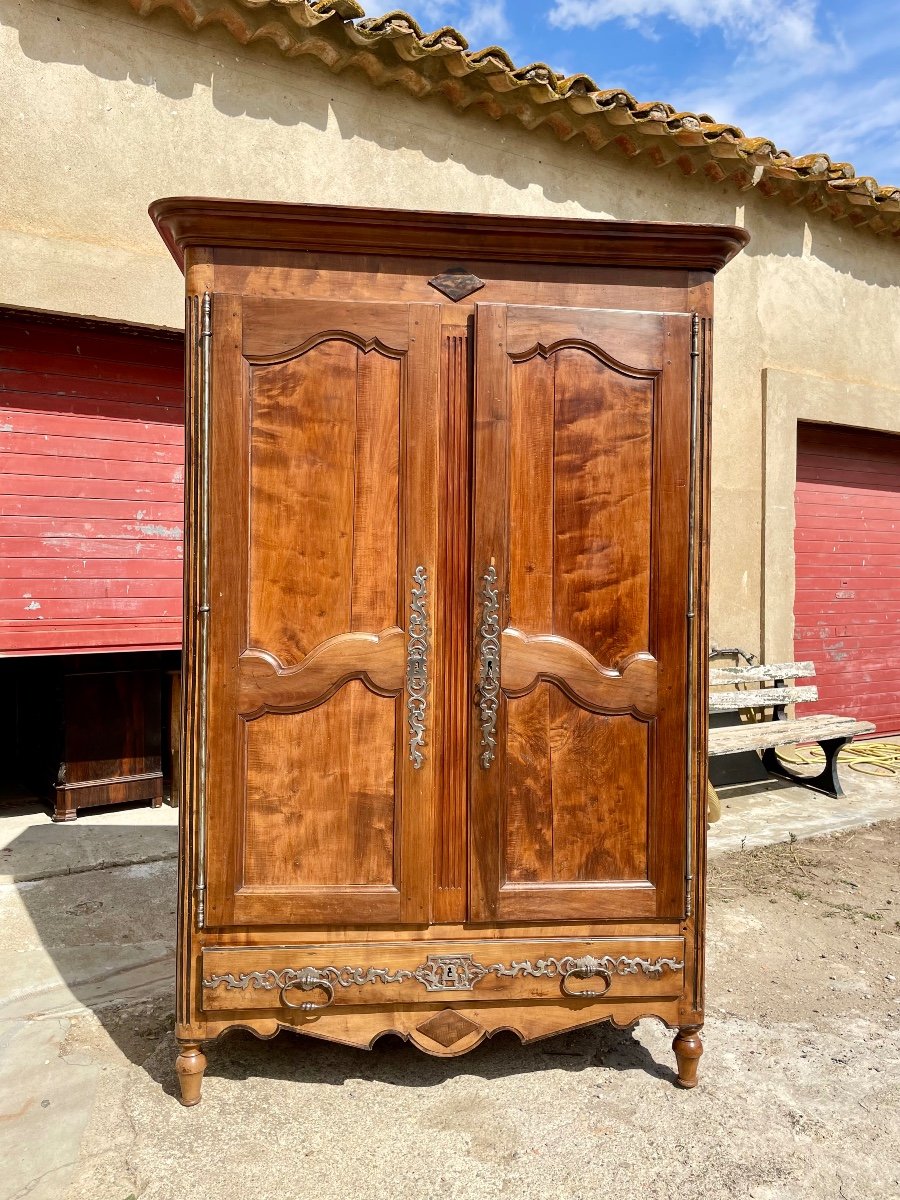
xmin=150 ymin=196 xmax=750 ymax=274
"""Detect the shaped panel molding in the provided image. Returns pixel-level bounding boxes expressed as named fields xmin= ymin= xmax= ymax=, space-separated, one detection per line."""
xmin=501 ymin=628 xmax=658 ymax=719
xmin=237 ymin=629 xmax=406 ymax=717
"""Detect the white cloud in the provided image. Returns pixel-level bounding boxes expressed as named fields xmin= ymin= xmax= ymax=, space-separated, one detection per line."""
xmin=548 ymin=0 xmax=825 ymax=56
xmin=667 ymin=7 xmax=900 ymax=176
xmin=544 ymin=0 xmax=900 ymax=174
xmin=407 ymin=1 xmax=511 ymax=45
xmin=687 ymin=69 xmax=900 ymax=173
xmin=391 ymin=0 xmax=897 ymax=180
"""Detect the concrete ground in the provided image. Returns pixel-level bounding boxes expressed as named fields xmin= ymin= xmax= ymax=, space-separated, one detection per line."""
xmin=708 ymin=760 xmax=900 ymax=856
xmin=1 ymin=763 xmax=898 ymax=1200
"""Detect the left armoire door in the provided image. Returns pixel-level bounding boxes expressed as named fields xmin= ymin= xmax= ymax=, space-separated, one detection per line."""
xmin=203 ymin=297 xmax=443 ymax=928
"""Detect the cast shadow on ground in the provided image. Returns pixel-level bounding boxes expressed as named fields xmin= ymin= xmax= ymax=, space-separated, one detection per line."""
xmin=7 ymin=816 xmax=679 ymax=1102
xmin=166 ymin=1019 xmax=679 ymax=1101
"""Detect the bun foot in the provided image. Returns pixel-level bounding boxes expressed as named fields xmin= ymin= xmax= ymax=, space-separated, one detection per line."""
xmin=673 ymin=1025 xmax=703 ymax=1089
xmin=175 ymin=1040 xmax=207 ymax=1106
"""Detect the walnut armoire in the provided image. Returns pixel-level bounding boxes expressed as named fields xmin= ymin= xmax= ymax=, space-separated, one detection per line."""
xmin=150 ymin=198 xmax=747 ymax=1104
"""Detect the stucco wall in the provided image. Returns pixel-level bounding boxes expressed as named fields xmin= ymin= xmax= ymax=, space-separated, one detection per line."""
xmin=3 ymin=0 xmax=899 ymax=659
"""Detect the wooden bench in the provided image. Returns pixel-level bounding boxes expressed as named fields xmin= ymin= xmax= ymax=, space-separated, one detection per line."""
xmin=707 ymin=660 xmax=875 ymax=798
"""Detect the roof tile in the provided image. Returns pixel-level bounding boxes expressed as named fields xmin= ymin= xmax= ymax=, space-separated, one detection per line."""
xmin=123 ymin=0 xmax=900 ymax=239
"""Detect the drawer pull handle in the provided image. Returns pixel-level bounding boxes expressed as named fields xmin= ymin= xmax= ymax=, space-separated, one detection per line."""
xmin=560 ymin=956 xmax=613 ymax=999
xmin=279 ymin=968 xmax=334 ymax=1012
xmin=203 ymin=953 xmax=683 ymax=1009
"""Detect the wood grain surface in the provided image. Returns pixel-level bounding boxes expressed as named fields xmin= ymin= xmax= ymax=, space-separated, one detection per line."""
xmin=205 ymin=298 xmax=442 ymax=928
xmin=200 ymin=936 xmax=686 ymax=1011
xmin=469 ymin=302 xmax=692 ymax=922
xmin=708 ymin=714 xmax=875 ymax=755
xmin=154 ymin=201 xmax=741 ymax=1094
xmin=708 ymin=685 xmax=817 ymax=713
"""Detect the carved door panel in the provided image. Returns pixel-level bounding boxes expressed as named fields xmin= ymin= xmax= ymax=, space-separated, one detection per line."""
xmin=205 ymin=297 xmax=442 ymax=927
xmin=469 ymin=304 xmax=693 ymax=922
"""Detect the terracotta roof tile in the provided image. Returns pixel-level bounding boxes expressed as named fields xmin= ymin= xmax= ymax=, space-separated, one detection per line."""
xmin=123 ymin=0 xmax=900 ymax=238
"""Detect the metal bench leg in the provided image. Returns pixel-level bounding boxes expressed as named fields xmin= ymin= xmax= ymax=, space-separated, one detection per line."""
xmin=761 ymin=737 xmax=851 ymax=799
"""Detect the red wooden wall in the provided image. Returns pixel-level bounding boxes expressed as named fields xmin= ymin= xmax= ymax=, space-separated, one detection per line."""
xmin=0 ymin=313 xmax=185 ymax=655
xmin=794 ymin=421 xmax=900 ymax=736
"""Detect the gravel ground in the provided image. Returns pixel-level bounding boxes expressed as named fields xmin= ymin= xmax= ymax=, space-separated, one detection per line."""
xmin=39 ymin=821 xmax=897 ymax=1200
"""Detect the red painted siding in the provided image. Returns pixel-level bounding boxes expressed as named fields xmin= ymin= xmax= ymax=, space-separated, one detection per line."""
xmin=0 ymin=313 xmax=185 ymax=655
xmin=794 ymin=422 xmax=900 ymax=736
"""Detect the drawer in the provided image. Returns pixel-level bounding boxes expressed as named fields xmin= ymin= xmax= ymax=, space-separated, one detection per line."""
xmin=200 ymin=937 xmax=685 ymax=1013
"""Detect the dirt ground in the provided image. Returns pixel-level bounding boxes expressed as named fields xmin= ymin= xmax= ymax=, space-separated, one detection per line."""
xmin=4 ymin=816 xmax=899 ymax=1200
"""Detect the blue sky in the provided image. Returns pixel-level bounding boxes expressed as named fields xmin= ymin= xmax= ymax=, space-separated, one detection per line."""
xmin=381 ymin=1 xmax=900 ymax=184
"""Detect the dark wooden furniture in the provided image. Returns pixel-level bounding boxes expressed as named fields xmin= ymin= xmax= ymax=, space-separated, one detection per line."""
xmin=151 ymin=198 xmax=747 ymax=1104
xmin=164 ymin=667 xmax=182 ymax=808
xmin=709 ymin=660 xmax=875 ymax=797
xmin=53 ymin=667 xmax=165 ymax=822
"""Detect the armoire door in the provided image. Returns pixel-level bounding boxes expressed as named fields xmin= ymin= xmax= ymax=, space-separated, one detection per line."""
xmin=469 ymin=303 xmax=694 ymax=922
xmin=204 ymin=297 xmax=442 ymax=927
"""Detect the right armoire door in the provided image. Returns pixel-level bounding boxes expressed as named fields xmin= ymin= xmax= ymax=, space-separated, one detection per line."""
xmin=469 ymin=303 xmax=694 ymax=923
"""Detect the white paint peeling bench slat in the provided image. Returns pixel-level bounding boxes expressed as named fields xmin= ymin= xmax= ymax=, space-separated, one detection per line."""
xmin=708 ymin=659 xmax=875 ymax=798
xmin=709 ymin=686 xmax=819 ymax=713
xmin=709 ymin=661 xmax=815 ymax=685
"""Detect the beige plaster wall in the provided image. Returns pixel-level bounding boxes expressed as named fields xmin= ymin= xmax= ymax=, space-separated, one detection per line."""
xmin=3 ymin=0 xmax=900 ymax=659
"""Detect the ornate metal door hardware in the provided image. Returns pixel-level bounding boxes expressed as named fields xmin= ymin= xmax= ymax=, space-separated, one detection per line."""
xmin=203 ymin=952 xmax=684 ymax=1012
xmin=477 ymin=564 xmax=501 ymax=768
xmin=428 ymin=267 xmax=486 ymax=302
xmin=407 ymin=565 xmax=430 ymax=768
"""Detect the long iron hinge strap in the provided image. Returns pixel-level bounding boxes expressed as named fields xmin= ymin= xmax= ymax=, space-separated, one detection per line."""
xmin=685 ymin=312 xmax=700 ymax=920
xmin=196 ymin=293 xmax=212 ymax=929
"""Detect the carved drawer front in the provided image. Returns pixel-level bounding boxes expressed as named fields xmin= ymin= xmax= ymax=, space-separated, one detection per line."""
xmin=200 ymin=938 xmax=685 ymax=1013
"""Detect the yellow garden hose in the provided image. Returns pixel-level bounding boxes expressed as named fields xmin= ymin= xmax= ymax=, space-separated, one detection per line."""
xmin=774 ymin=740 xmax=900 ymax=778
xmin=707 ymin=740 xmax=898 ymax=823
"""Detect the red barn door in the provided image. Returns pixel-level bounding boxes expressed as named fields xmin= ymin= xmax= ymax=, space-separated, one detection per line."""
xmin=794 ymin=422 xmax=900 ymax=736
xmin=0 ymin=312 xmax=184 ymax=655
